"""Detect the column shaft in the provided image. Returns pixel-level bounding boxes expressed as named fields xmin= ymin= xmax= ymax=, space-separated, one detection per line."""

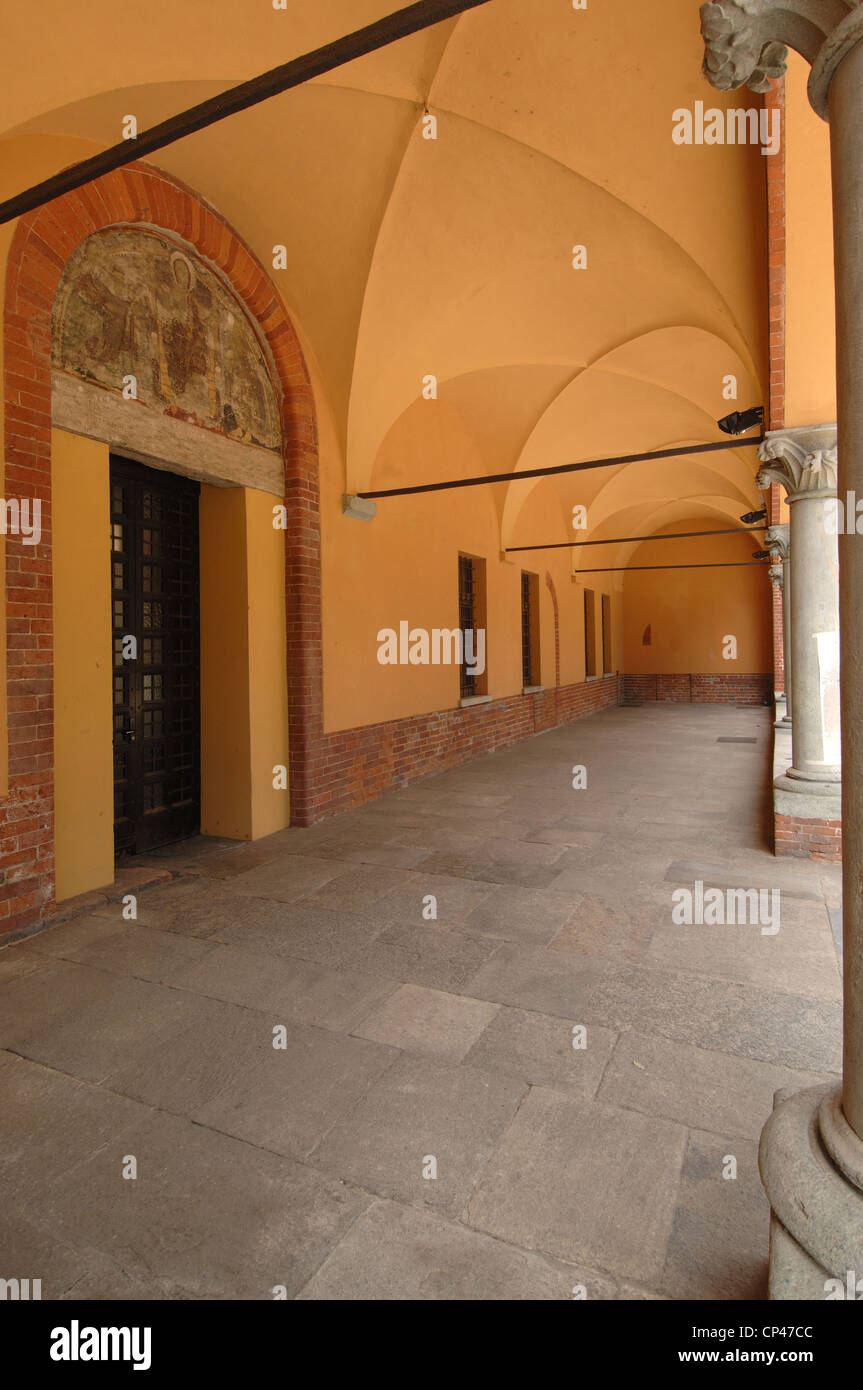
xmin=787 ymin=493 xmax=839 ymax=781
xmin=782 ymin=555 xmax=792 ymax=720
xmin=829 ymin=39 xmax=863 ymax=1140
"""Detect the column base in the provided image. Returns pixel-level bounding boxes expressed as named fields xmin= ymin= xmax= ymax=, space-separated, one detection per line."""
xmin=775 ymin=770 xmax=841 ymax=798
xmin=768 ymin=1214 xmax=836 ymax=1299
xmin=773 ymin=723 xmax=842 ymax=859
xmin=761 ymin=1084 xmax=863 ymax=1301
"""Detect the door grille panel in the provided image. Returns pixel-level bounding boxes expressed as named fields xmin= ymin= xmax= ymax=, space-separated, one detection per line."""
xmin=110 ymin=456 xmax=201 ymax=856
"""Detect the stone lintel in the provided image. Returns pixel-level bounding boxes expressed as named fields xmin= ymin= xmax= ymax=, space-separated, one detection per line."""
xmin=52 ymin=370 xmax=285 ymax=496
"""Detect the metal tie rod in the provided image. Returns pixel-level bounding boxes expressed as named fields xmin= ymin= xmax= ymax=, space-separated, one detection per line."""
xmin=576 ymin=560 xmax=770 ymax=574
xmin=0 ymin=0 xmax=495 ymax=226
xmin=359 ymin=436 xmax=765 ymax=499
xmin=506 ymin=525 xmax=767 ymax=552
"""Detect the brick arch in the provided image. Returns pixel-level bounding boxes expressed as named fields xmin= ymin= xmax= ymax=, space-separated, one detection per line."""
xmin=2 ymin=161 xmax=323 ymax=935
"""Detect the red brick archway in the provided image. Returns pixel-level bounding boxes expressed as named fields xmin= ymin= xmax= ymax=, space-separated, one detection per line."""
xmin=2 ymin=161 xmax=323 ymax=935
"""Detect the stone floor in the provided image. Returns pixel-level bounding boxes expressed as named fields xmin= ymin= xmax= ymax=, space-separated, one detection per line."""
xmin=0 ymin=703 xmax=843 ymax=1300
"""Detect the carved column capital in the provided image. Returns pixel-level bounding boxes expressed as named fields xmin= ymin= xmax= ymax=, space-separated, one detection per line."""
xmin=765 ymin=521 xmax=790 ymax=561
xmin=769 ymin=561 xmax=784 ymax=587
xmin=756 ymin=425 xmax=838 ymax=499
xmin=700 ymin=0 xmax=863 ymax=119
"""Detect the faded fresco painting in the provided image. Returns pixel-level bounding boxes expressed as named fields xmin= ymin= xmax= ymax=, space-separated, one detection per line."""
xmin=52 ymin=228 xmax=281 ymax=453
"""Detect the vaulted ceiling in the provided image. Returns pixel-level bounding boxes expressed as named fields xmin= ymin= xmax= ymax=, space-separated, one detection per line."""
xmin=0 ymin=0 xmax=770 ymax=572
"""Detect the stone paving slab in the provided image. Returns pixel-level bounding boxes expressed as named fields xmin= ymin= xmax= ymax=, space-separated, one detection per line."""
xmin=351 ymin=984 xmax=500 ymax=1061
xmin=400 ymin=849 xmax=568 ymax=891
xmin=216 ymin=855 xmax=354 ymax=903
xmin=646 ymin=916 xmax=841 ymax=1002
xmin=0 ymin=946 xmax=52 ymax=987
xmin=659 ymin=1129 xmax=769 ymax=1300
xmin=596 ymin=1030 xmax=834 ymax=1141
xmin=103 ymin=995 xmax=287 ymax=1114
xmin=297 ymin=1199 xmax=651 ymax=1301
xmin=463 ymin=1006 xmax=618 ymax=1097
xmin=90 ymin=876 xmax=282 ymax=938
xmin=307 ymin=839 xmax=434 ymax=870
xmin=301 ymin=865 xmax=417 ymax=912
xmin=459 ymin=885 xmax=582 ymax=947
xmin=464 ymin=1086 xmax=687 ymax=1284
xmin=308 ymin=1053 xmax=527 ymax=1218
xmin=373 ymin=872 xmax=495 ymax=926
xmin=0 ymin=1211 xmax=134 ymax=1300
xmin=664 ymin=860 xmax=824 ymax=901
xmin=209 ymin=900 xmax=392 ymax=969
xmin=166 ymin=944 xmax=398 ymax=1032
xmin=464 ymin=942 xmax=607 ymax=1019
xmin=0 ymin=1054 xmax=149 ymax=1197
xmin=0 ymin=1209 xmax=181 ymax=1301
xmin=549 ymin=894 xmax=662 ymax=963
xmin=190 ymin=1024 xmax=399 ymax=1161
xmin=21 ymin=1108 xmax=374 ymax=1300
xmin=25 ymin=916 xmax=218 ymax=984
xmin=0 ymin=960 xmax=218 ymax=1084
xmin=340 ymin=922 xmax=499 ymax=993
xmin=586 ymin=962 xmax=842 ymax=1072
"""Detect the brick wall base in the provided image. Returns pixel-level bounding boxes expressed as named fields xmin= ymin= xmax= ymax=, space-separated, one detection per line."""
xmin=303 ymin=676 xmax=621 ymax=822
xmin=622 ymin=673 xmax=772 ymax=705
xmin=775 ymin=813 xmax=842 ymax=863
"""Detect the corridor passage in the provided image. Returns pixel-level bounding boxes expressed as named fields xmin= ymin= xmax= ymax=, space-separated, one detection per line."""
xmin=0 ymin=704 xmax=842 ymax=1300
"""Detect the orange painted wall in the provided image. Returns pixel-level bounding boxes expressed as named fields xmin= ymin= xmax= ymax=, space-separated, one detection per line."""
xmin=200 ymin=485 xmax=291 ymax=841
xmin=53 ymin=430 xmax=114 ymax=900
xmin=200 ymin=486 xmax=252 ymax=839
xmin=319 ymin=397 xmax=622 ymax=733
xmin=785 ymin=52 xmax=836 ymax=426
xmin=622 ymin=522 xmax=772 ymax=674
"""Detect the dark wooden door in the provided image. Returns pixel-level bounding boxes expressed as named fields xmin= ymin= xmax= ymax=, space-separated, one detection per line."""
xmin=110 ymin=455 xmax=201 ymax=855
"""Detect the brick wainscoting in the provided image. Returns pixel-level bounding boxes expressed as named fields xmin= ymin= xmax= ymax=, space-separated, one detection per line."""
xmin=307 ymin=676 xmax=621 ymax=821
xmin=775 ymin=814 xmax=842 ymax=862
xmin=622 ymin=674 xmax=772 ymax=705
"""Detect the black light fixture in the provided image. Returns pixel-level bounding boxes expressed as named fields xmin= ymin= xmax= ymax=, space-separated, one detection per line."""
xmin=717 ymin=406 xmax=765 ymax=435
xmin=740 ymin=508 xmax=767 ymax=524
xmin=752 ymin=549 xmax=770 ymax=560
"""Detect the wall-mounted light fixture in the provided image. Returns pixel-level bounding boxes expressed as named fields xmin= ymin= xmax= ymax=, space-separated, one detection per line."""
xmin=717 ymin=406 xmax=764 ymax=435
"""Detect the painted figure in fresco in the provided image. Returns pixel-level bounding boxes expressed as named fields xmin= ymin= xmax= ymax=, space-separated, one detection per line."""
xmin=52 ymin=229 xmax=280 ymax=453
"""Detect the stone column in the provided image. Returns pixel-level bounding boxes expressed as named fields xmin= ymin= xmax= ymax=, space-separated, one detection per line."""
xmin=766 ymin=522 xmax=791 ymax=724
xmin=700 ymin=0 xmax=863 ymax=1299
xmin=758 ymin=432 xmax=839 ymax=780
xmin=828 ymin=18 xmax=863 ymax=1152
